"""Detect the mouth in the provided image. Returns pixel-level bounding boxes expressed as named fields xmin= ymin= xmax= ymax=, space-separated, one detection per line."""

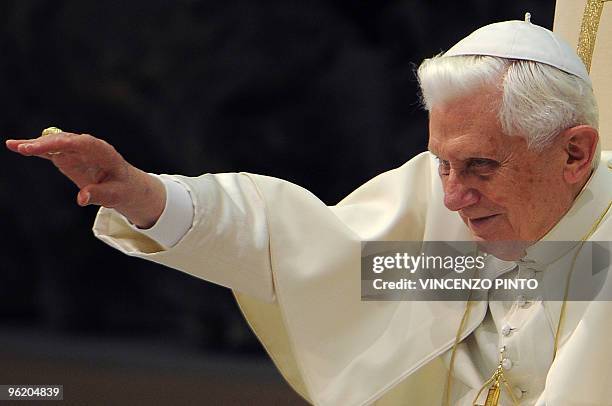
xmin=467 ymin=214 xmax=501 ymax=232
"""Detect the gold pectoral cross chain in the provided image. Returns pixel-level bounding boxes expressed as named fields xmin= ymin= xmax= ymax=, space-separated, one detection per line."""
xmin=474 ymin=346 xmax=520 ymax=406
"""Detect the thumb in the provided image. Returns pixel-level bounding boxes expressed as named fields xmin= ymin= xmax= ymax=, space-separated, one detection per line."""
xmin=77 ymin=182 xmax=122 ymax=208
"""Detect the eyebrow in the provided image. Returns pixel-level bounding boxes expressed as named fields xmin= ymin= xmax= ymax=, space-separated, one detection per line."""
xmin=428 ymin=145 xmax=498 ymax=160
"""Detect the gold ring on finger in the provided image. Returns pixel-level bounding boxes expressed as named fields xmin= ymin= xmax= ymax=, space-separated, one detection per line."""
xmin=41 ymin=126 xmax=63 ymax=137
xmin=41 ymin=126 xmax=64 ymax=155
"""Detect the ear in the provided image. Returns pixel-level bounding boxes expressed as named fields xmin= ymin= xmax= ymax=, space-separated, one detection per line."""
xmin=560 ymin=125 xmax=599 ymax=184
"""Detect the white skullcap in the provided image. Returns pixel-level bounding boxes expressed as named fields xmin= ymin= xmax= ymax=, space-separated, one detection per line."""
xmin=444 ymin=15 xmax=591 ymax=84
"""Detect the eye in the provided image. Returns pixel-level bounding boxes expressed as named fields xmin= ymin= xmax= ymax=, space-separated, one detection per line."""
xmin=434 ymin=156 xmax=450 ymax=176
xmin=467 ymin=158 xmax=499 ymax=175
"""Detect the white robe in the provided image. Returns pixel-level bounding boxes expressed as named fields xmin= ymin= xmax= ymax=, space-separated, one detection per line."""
xmin=92 ymin=151 xmax=612 ymax=405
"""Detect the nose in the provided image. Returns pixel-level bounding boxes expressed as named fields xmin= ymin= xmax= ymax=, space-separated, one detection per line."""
xmin=443 ymin=171 xmax=480 ymax=211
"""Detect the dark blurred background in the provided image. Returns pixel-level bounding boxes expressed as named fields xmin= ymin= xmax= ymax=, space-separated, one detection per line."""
xmin=1 ymin=1 xmax=554 ymax=404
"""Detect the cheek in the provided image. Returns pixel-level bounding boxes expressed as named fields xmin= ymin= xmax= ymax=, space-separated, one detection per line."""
xmin=476 ymin=175 xmax=540 ymax=219
xmin=504 ymin=164 xmax=541 ymax=197
xmin=477 ymin=175 xmax=522 ymax=208
xmin=517 ymin=166 xmax=538 ymax=193
xmin=496 ymin=167 xmax=558 ymax=220
xmin=517 ymin=170 xmax=540 ymax=212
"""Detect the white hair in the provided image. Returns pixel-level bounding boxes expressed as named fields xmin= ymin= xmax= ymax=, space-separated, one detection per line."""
xmin=417 ymin=55 xmax=600 ymax=163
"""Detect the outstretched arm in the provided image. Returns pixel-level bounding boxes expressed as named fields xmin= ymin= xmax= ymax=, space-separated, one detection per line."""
xmin=7 ymin=130 xmax=275 ymax=301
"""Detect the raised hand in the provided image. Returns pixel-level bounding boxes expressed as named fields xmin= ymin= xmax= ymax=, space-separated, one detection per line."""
xmin=6 ymin=131 xmax=166 ymax=228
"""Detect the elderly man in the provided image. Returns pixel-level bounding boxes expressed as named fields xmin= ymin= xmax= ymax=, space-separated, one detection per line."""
xmin=6 ymin=16 xmax=612 ymax=406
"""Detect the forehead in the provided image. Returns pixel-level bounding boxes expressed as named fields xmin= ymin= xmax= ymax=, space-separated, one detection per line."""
xmin=427 ymin=91 xmax=508 ymax=158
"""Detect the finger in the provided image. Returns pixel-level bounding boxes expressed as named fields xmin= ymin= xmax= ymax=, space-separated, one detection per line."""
xmin=78 ymin=182 xmax=123 ymax=208
xmin=5 ymin=139 xmax=38 ymax=153
xmin=6 ymin=134 xmax=66 ymax=149
xmin=77 ymin=189 xmax=91 ymax=206
xmin=16 ymin=132 xmax=82 ymax=156
xmin=6 ymin=139 xmax=57 ymax=160
xmin=11 ymin=142 xmax=70 ymax=159
xmin=12 ymin=148 xmax=75 ymax=161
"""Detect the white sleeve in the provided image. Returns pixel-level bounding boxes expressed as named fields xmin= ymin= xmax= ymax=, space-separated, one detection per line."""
xmin=121 ymin=174 xmax=195 ymax=249
xmin=92 ymin=172 xmax=275 ymax=302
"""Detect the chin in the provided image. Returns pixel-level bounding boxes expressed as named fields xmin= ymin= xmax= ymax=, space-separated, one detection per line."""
xmin=473 ymin=239 xmax=530 ymax=261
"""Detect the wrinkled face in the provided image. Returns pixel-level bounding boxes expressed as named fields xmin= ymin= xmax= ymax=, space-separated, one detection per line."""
xmin=428 ymin=87 xmax=573 ymax=246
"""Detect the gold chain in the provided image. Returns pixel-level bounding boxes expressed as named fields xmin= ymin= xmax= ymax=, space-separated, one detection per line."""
xmin=444 ymin=291 xmax=475 ymax=406
xmin=553 ymin=200 xmax=612 ymax=360
xmin=472 ymin=346 xmax=521 ymax=405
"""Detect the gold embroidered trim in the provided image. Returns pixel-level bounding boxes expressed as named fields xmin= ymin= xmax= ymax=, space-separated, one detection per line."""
xmin=577 ymin=0 xmax=611 ymax=72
